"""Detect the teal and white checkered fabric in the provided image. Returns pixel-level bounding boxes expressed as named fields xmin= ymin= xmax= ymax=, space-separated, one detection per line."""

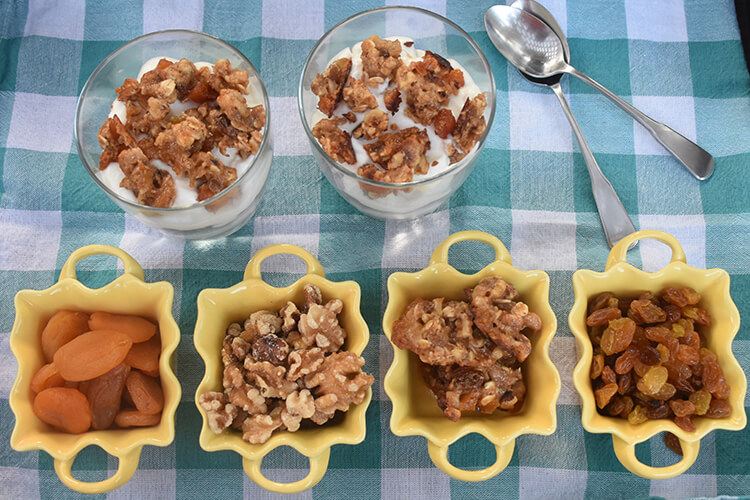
xmin=1 ymin=0 xmax=749 ymax=498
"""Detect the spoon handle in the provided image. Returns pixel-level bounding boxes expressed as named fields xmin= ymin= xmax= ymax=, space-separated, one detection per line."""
xmin=550 ymin=83 xmax=636 ymax=248
xmin=566 ymin=67 xmax=714 ymax=180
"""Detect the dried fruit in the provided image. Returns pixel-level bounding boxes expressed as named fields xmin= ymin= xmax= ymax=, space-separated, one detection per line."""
xmin=125 ymin=370 xmax=164 ymax=415
xmin=600 ymin=317 xmax=636 ymax=355
xmin=30 ymin=363 xmax=66 ymax=394
xmin=669 ymin=399 xmax=696 ymax=418
xmin=664 ymin=432 xmax=683 ymax=455
xmin=114 ymin=409 xmax=161 ymax=427
xmin=636 ymin=366 xmax=668 ymax=395
xmin=689 ymin=390 xmax=711 ymax=416
xmin=53 ymin=330 xmax=133 ymax=382
xmin=628 ymin=405 xmax=648 ymax=424
xmin=33 ymin=387 xmax=92 ymax=433
xmin=590 ymin=354 xmax=604 ymax=379
xmin=85 ymin=363 xmax=130 ymax=430
xmin=586 ymin=307 xmax=622 ymax=327
xmin=41 ymin=311 xmax=91 ymax=363
xmin=704 ymin=399 xmax=732 ymax=419
xmin=595 ymin=383 xmax=618 ymax=409
xmin=89 ymin=312 xmax=157 ymax=343
xmin=124 ymin=334 xmax=161 ymax=373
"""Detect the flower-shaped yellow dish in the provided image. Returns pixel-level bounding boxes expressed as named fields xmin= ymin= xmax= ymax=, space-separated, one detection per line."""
xmin=382 ymin=231 xmax=560 ymax=481
xmin=194 ymin=244 xmax=372 ymax=494
xmin=9 ymin=245 xmax=181 ymax=494
xmin=569 ymin=230 xmax=747 ymax=479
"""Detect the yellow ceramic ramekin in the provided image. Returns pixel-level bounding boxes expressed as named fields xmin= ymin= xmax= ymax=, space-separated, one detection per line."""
xmin=194 ymin=244 xmax=372 ymax=494
xmin=382 ymin=231 xmax=560 ymax=481
xmin=569 ymin=230 xmax=747 ymax=479
xmin=9 ymin=245 xmax=182 ymax=493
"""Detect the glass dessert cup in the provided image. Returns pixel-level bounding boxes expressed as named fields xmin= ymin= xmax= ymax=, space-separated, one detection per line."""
xmin=298 ymin=7 xmax=496 ymax=220
xmin=76 ymin=30 xmax=273 ymax=239
xmin=569 ymin=230 xmax=747 ymax=479
xmin=9 ymin=245 xmax=181 ymax=493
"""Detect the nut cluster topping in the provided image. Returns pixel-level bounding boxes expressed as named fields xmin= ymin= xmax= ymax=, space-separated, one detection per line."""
xmin=199 ymin=284 xmax=374 ymax=444
xmin=586 ymin=286 xmax=731 ymax=454
xmin=98 ymin=58 xmax=266 ymax=207
xmin=310 ymin=35 xmax=487 ymax=186
xmin=391 ymin=276 xmax=541 ymax=421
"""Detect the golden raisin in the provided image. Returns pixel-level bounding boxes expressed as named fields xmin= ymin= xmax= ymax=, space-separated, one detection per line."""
xmin=636 ymin=366 xmax=668 ymax=395
xmin=600 ymin=318 xmax=636 ymax=356
xmin=628 ymin=405 xmax=648 ymax=424
xmin=590 ymin=354 xmax=604 ymax=379
xmin=689 ymin=390 xmax=711 ymax=415
xmin=595 ymin=383 xmax=619 ymax=409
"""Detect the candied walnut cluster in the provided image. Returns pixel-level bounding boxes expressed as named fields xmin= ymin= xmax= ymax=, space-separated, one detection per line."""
xmin=98 ymin=58 xmax=266 ymax=207
xmin=310 ymin=35 xmax=487 ymax=187
xmin=199 ymin=284 xmax=374 ymax=444
xmin=391 ymin=276 xmax=541 ymax=421
xmin=587 ymin=286 xmax=731 ymax=454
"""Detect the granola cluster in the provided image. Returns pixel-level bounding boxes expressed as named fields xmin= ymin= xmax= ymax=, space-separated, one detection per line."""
xmin=98 ymin=58 xmax=266 ymax=207
xmin=310 ymin=35 xmax=487 ymax=185
xmin=391 ymin=276 xmax=540 ymax=421
xmin=199 ymin=284 xmax=374 ymax=444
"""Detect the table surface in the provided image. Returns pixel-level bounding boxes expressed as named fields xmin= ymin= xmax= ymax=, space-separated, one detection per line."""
xmin=1 ymin=0 xmax=749 ymax=499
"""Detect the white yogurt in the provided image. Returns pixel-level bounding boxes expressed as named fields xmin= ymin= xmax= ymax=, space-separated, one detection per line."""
xmin=100 ymin=57 xmax=265 ymax=208
xmin=311 ymin=37 xmax=484 ymax=181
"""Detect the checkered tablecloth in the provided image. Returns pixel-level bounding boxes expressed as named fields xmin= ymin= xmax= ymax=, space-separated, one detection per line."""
xmin=1 ymin=0 xmax=749 ymax=498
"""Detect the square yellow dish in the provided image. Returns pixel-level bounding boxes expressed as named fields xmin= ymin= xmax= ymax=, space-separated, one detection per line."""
xmin=569 ymin=230 xmax=747 ymax=479
xmin=194 ymin=244 xmax=372 ymax=494
xmin=9 ymin=245 xmax=181 ymax=494
xmin=382 ymin=231 xmax=560 ymax=481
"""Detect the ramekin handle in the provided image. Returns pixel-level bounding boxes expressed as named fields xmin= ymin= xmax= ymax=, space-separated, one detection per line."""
xmin=427 ymin=438 xmax=514 ymax=482
xmin=605 ymin=230 xmax=687 ymax=271
xmin=54 ymin=446 xmax=141 ymax=493
xmin=243 ymin=244 xmax=325 ymax=282
xmin=429 ymin=231 xmax=512 ymax=267
xmin=243 ymin=448 xmax=330 ymax=493
xmin=612 ymin=435 xmax=699 ymax=479
xmin=59 ymin=245 xmax=144 ymax=282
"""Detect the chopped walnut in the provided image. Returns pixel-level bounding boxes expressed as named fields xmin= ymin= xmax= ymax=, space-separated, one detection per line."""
xmin=311 ymin=117 xmax=356 ymax=165
xmin=304 ymin=352 xmax=374 ymax=424
xmin=360 ymin=35 xmax=402 ymax=85
xmin=357 ymin=163 xmax=413 ymax=185
xmin=450 ymin=93 xmax=487 ymax=163
xmin=281 ymin=389 xmax=315 ymax=431
xmin=199 ymin=392 xmax=239 ymax=432
xmin=242 ymin=406 xmax=284 ymax=444
xmin=298 ymin=300 xmax=346 ymax=352
xmin=117 ymin=147 xmax=176 ymax=207
xmin=244 ymin=360 xmax=298 ymax=399
xmin=303 ymin=284 xmax=323 ymax=311
xmin=353 ymin=109 xmax=388 ymax=140
xmin=342 ymin=77 xmax=378 ymax=112
xmin=279 ymin=301 xmax=300 ymax=333
xmin=311 ymin=57 xmax=352 ymax=117
xmin=287 ymin=348 xmax=326 ymax=381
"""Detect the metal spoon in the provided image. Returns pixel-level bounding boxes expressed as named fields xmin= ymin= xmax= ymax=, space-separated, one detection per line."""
xmin=484 ymin=7 xmax=636 ymax=247
xmin=489 ymin=3 xmax=714 ymax=180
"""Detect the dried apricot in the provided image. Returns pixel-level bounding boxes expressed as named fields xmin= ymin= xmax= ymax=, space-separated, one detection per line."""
xmin=41 ymin=310 xmax=90 ymax=363
xmin=115 ymin=409 xmax=161 ymax=428
xmin=125 ymin=371 xmax=164 ymax=415
xmin=85 ymin=363 xmax=131 ymax=430
xmin=33 ymin=387 xmax=91 ymax=433
xmin=124 ymin=335 xmax=161 ymax=373
xmin=53 ymin=330 xmax=132 ymax=382
xmin=89 ymin=312 xmax=156 ymax=343
xmin=30 ymin=363 xmax=65 ymax=394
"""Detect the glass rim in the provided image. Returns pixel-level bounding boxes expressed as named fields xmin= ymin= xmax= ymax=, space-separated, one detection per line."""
xmin=74 ymin=29 xmax=271 ymax=213
xmin=297 ymin=6 xmax=497 ymax=189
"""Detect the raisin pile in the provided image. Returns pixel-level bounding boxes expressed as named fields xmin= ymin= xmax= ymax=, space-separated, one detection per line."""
xmin=587 ymin=287 xmax=731 ymax=441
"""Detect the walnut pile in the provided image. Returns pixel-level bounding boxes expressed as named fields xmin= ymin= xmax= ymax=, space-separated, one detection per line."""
xmin=200 ymin=284 xmax=374 ymax=444
xmin=391 ymin=276 xmax=541 ymax=421
xmin=98 ymin=58 xmax=266 ymax=207
xmin=310 ymin=35 xmax=487 ymax=186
